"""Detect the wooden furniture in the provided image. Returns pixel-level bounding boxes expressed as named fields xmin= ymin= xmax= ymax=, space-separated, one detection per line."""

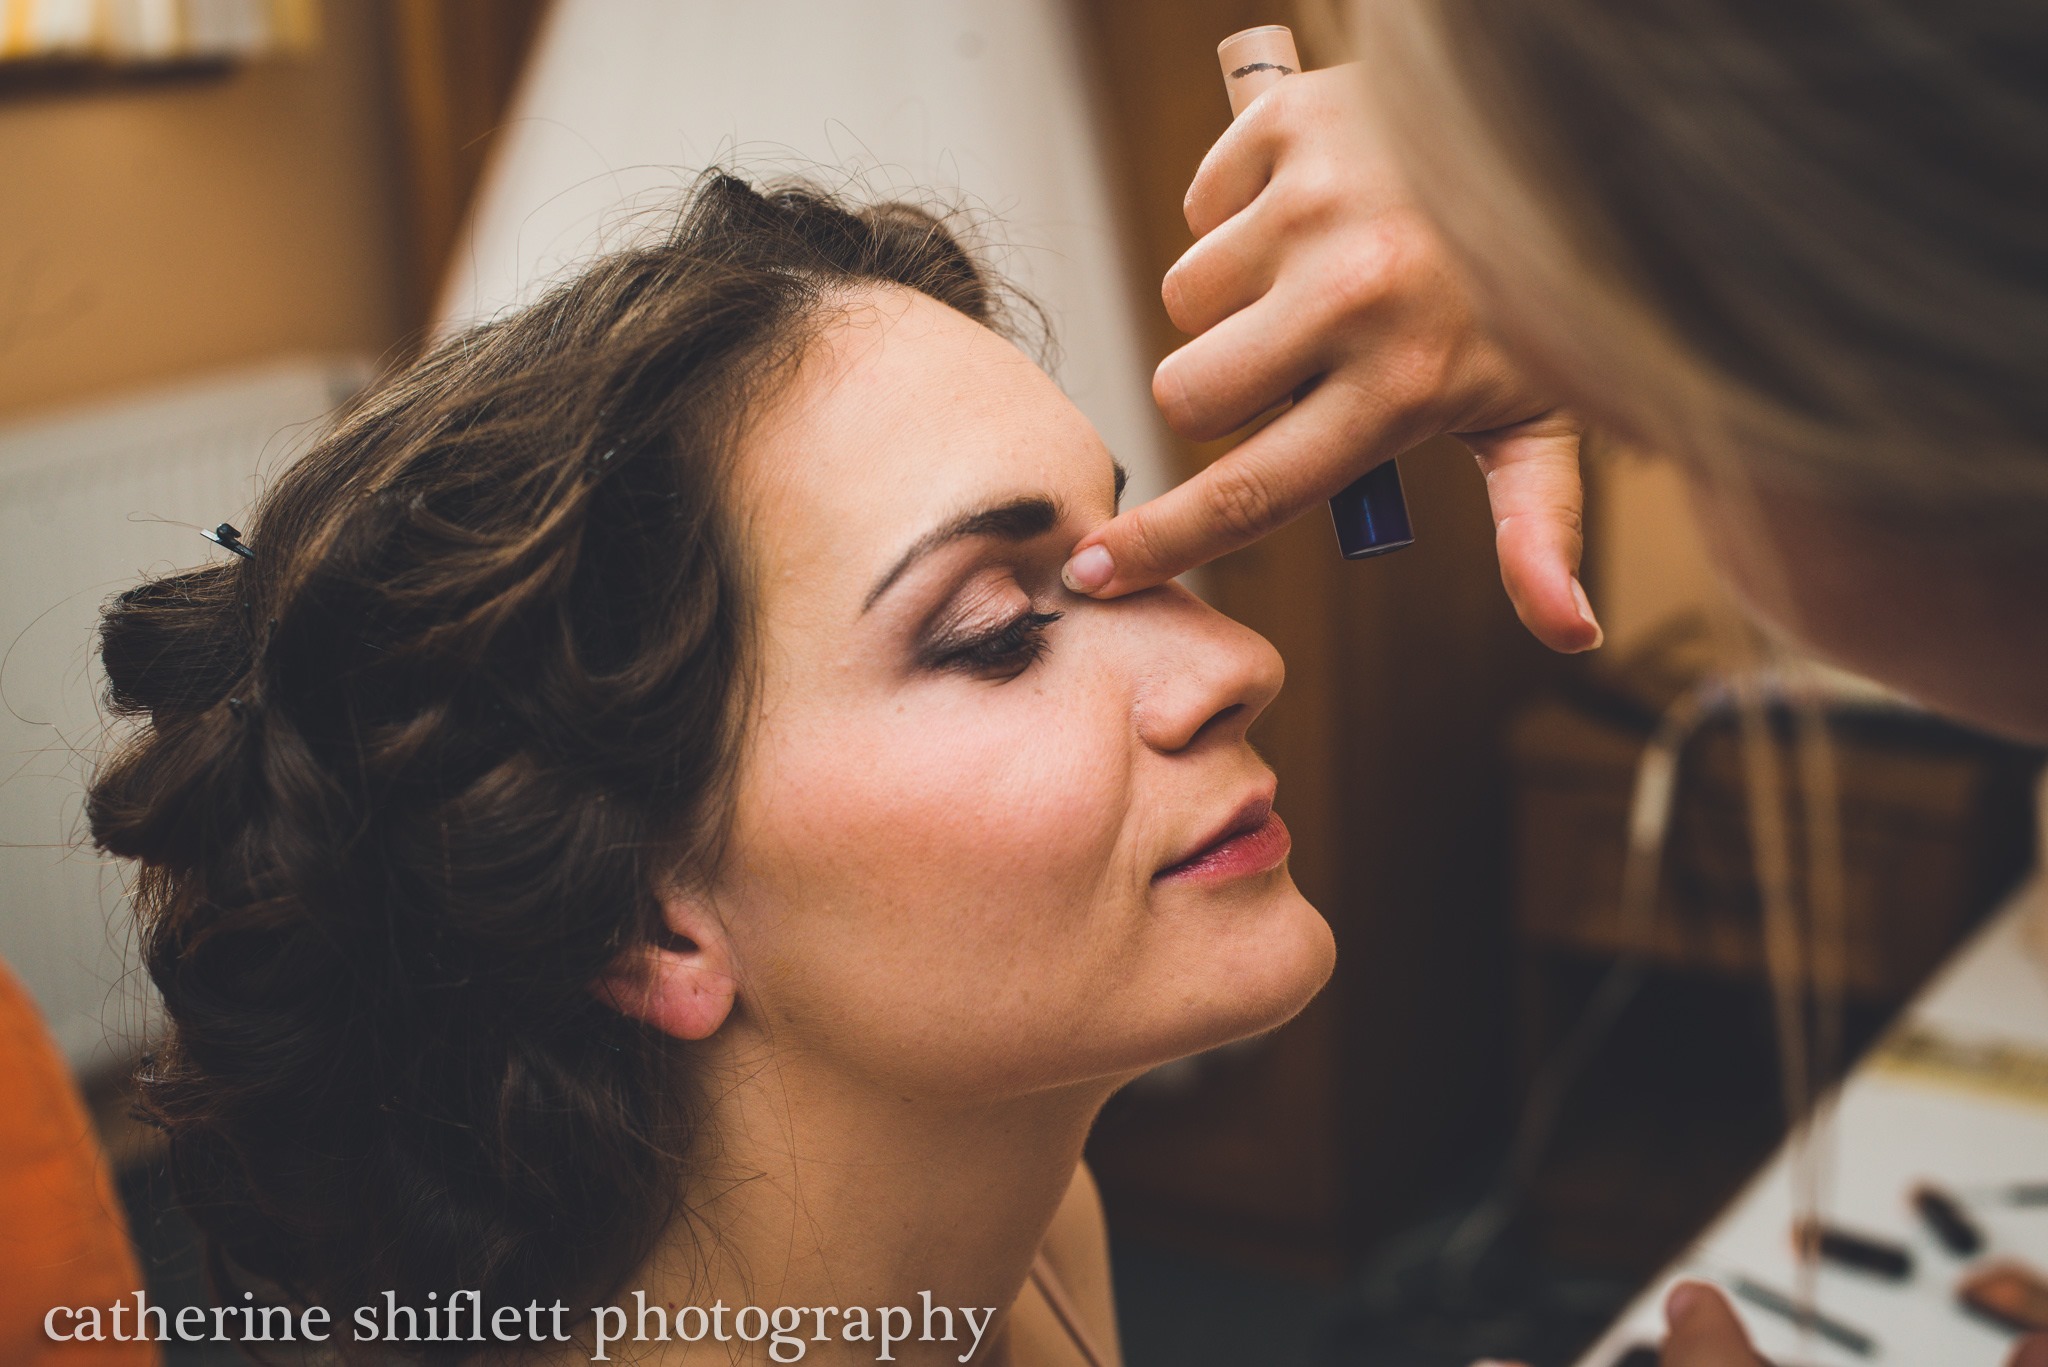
xmin=1504 ymin=686 xmax=2038 ymax=1278
xmin=1510 ymin=695 xmax=2038 ymax=1001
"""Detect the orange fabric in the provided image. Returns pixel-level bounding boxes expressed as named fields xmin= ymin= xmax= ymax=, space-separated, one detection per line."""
xmin=0 ymin=958 xmax=158 ymax=1366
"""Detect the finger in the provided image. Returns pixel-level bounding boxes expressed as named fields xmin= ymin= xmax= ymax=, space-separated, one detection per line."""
xmin=1161 ymin=194 xmax=1285 ymax=338
xmin=1463 ymin=410 xmax=1598 ymax=654
xmin=1184 ymin=94 xmax=1284 ymax=238
xmin=2010 ymin=1334 xmax=2048 ymax=1367
xmin=1154 ymin=281 xmax=1333 ymax=442
xmin=1662 ymin=1282 xmax=1765 ymax=1367
xmin=1065 ymin=381 xmax=1403 ymax=597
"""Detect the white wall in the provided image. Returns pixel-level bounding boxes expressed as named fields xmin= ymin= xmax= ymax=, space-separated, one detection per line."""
xmin=438 ymin=0 xmax=1174 ymax=506
xmin=0 ymin=359 xmax=367 ymax=1072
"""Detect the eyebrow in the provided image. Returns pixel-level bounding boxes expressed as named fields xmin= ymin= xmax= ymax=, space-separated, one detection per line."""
xmin=862 ymin=495 xmax=1060 ymax=612
xmin=860 ymin=459 xmax=1127 ymax=614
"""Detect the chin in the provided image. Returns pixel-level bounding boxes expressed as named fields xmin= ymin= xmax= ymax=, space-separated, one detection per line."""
xmin=1132 ymin=883 xmax=1336 ymax=1075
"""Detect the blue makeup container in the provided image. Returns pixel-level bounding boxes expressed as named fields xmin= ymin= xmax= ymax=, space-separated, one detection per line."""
xmin=1329 ymin=461 xmax=1413 ymax=559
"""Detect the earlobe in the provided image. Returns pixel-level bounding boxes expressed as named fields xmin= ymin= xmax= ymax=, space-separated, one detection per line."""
xmin=595 ymin=912 xmax=736 ymax=1041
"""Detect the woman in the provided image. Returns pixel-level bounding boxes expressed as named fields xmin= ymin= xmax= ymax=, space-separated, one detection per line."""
xmin=1061 ymin=1 xmax=2048 ymax=1362
xmin=87 ymin=175 xmax=1336 ymax=1364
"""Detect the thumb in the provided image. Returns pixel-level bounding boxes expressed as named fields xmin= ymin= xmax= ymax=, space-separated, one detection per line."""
xmin=1661 ymin=1282 xmax=1765 ymax=1367
xmin=1461 ymin=408 xmax=1599 ymax=654
xmin=2010 ymin=1333 xmax=2048 ymax=1367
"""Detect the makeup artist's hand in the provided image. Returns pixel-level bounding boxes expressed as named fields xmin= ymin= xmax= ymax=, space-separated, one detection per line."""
xmin=1062 ymin=64 xmax=1601 ymax=654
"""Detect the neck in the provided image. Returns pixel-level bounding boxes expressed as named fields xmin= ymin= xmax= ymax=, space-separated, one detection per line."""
xmin=567 ymin=1036 xmax=1116 ymax=1365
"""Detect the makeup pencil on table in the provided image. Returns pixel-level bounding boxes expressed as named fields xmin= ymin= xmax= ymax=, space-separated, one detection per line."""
xmin=1826 ymin=1230 xmax=1914 ymax=1279
xmin=1914 ymin=1182 xmax=1986 ymax=1256
xmin=1215 ymin=25 xmax=1414 ymax=561
xmin=1730 ymin=1276 xmax=1877 ymax=1357
xmin=1794 ymin=1219 xmax=1915 ymax=1280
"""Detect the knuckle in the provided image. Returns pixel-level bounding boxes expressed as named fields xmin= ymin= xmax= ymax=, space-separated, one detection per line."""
xmin=1263 ymin=74 xmax=1313 ymax=127
xmin=1271 ymin=164 xmax=1339 ymax=233
xmin=1160 ymin=261 xmax=1201 ymax=334
xmin=1409 ymin=344 xmax=1456 ymax=405
xmin=1317 ymin=242 xmax=1395 ymax=317
xmin=1207 ymin=461 xmax=1284 ymax=543
xmin=1152 ymin=362 xmax=1201 ymax=435
xmin=1298 ymin=160 xmax=1346 ymax=211
xmin=1117 ymin=507 xmax=1174 ymax=580
xmin=1239 ymin=88 xmax=1286 ymax=137
xmin=1360 ymin=341 xmax=1447 ymax=420
xmin=1398 ymin=337 xmax=1459 ymax=409
xmin=1160 ymin=268 xmax=1187 ymax=329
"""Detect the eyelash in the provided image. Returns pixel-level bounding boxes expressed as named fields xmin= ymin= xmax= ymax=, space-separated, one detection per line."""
xmin=928 ymin=609 xmax=1064 ymax=678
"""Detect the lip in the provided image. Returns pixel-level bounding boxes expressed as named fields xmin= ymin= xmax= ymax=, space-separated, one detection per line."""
xmin=1153 ymin=788 xmax=1291 ymax=886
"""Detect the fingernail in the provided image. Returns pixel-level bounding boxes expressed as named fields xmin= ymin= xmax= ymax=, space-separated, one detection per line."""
xmin=1062 ymin=544 xmax=1114 ymax=594
xmin=1569 ymin=576 xmax=1605 ymax=650
xmin=1666 ymin=1281 xmax=1706 ymax=1325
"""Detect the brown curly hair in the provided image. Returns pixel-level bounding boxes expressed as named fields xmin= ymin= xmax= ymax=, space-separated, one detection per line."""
xmin=86 ymin=172 xmax=1020 ymax=1353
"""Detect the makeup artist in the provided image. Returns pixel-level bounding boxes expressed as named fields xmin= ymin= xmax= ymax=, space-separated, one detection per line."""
xmin=1060 ymin=3 xmax=2047 ymax=1364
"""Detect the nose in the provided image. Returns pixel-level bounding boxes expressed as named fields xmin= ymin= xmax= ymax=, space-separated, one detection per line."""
xmin=1129 ymin=583 xmax=1285 ymax=754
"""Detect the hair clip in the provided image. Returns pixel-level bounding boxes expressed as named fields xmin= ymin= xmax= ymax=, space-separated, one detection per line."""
xmin=201 ymin=522 xmax=255 ymax=559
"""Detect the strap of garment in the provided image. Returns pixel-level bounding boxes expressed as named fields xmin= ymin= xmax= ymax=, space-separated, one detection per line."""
xmin=1027 ymin=1249 xmax=1111 ymax=1367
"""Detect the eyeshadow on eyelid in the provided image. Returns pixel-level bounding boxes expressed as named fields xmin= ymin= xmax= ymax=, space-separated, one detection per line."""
xmin=924 ymin=573 xmax=1029 ymax=637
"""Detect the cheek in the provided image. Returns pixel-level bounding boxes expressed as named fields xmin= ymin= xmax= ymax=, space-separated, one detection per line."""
xmin=722 ymin=672 xmax=1139 ymax=1035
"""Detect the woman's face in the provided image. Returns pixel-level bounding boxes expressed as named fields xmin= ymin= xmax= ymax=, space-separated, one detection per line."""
xmin=705 ymin=288 xmax=1334 ymax=1102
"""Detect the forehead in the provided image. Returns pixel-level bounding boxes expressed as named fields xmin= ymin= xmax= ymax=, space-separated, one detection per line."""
xmin=735 ymin=289 xmax=1105 ymax=606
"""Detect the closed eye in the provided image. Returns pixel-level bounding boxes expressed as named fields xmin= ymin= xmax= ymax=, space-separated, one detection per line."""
xmin=922 ymin=609 xmax=1063 ymax=679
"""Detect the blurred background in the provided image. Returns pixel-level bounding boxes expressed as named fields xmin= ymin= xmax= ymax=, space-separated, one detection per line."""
xmin=0 ymin=2 xmax=2038 ymax=1364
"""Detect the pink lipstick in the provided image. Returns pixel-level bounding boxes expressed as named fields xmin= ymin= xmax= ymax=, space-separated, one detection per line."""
xmin=1155 ymin=798 xmax=1291 ymax=885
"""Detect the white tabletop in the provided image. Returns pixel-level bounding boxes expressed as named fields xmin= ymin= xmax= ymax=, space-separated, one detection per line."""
xmin=1574 ymin=873 xmax=2048 ymax=1366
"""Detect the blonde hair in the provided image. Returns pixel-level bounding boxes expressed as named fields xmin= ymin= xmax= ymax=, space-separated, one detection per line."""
xmin=1343 ymin=0 xmax=2048 ymax=542
xmin=1322 ymin=3 xmax=2045 ymax=1272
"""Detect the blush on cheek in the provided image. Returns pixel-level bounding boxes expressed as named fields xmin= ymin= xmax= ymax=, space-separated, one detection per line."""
xmin=896 ymin=721 xmax=1114 ymax=893
xmin=737 ymin=693 xmax=1129 ymax=938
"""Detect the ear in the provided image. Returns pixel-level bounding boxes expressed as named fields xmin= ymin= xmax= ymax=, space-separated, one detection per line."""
xmin=594 ymin=896 xmax=736 ymax=1042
